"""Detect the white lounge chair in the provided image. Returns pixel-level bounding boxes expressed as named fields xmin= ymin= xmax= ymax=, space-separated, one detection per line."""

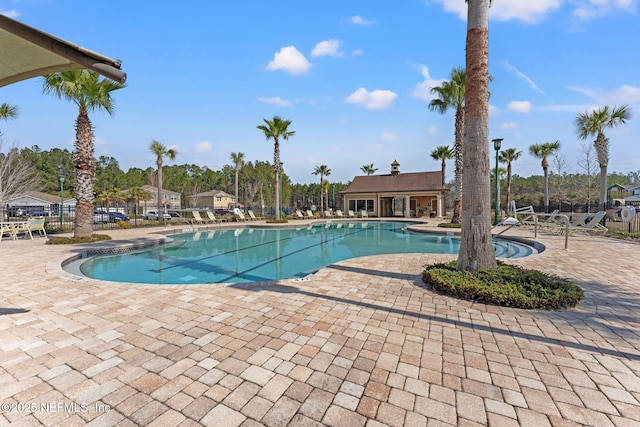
xmin=192 ymin=211 xmax=205 ymax=224
xmin=335 ymin=210 xmax=344 ymax=218
xmin=295 ymin=210 xmax=305 ymax=220
xmin=323 ymin=210 xmax=333 ymax=218
xmin=305 ymin=210 xmax=315 ymax=219
xmin=566 ymin=212 xmax=608 ymax=235
xmin=360 ymin=210 xmax=369 ymax=218
xmin=237 ymin=211 xmax=249 ymax=221
xmin=248 ymin=210 xmax=264 ymax=220
xmin=348 ymin=210 xmax=356 ymax=218
xmin=206 ymin=211 xmax=226 ymax=223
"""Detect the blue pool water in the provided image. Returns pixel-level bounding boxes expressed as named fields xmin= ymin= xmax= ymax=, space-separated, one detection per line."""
xmin=78 ymin=221 xmax=536 ymax=284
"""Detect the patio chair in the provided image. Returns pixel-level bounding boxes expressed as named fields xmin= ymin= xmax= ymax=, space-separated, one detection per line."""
xmin=348 ymin=210 xmax=356 ymax=218
xmin=206 ymin=211 xmax=226 ymax=223
xmin=305 ymin=210 xmax=315 ymax=219
xmin=27 ymin=217 xmax=47 ymax=238
xmin=335 ymin=210 xmax=344 ymax=218
xmin=565 ymin=211 xmax=608 ymax=235
xmin=191 ymin=211 xmax=205 ymax=224
xmin=248 ymin=210 xmax=264 ymax=220
xmin=0 ymin=223 xmax=17 ymax=241
xmin=545 ymin=212 xmax=589 ymax=234
xmin=295 ymin=210 xmax=305 ymax=220
xmin=237 ymin=211 xmax=249 ymax=221
xmin=360 ymin=210 xmax=369 ymax=218
xmin=13 ymin=221 xmax=33 ymax=240
xmin=323 ymin=210 xmax=333 ymax=218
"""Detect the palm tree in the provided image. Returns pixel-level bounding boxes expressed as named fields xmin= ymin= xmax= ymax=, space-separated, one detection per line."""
xmin=575 ymin=105 xmax=632 ymax=210
xmin=126 ymin=186 xmax=152 ymax=222
xmin=257 ymin=116 xmax=295 ymax=220
xmin=0 ymin=103 xmax=18 ymax=126
xmin=430 ymin=145 xmax=454 ymax=188
xmin=529 ymin=141 xmax=560 ymax=211
xmin=231 ymin=152 xmax=245 ymax=209
xmin=499 ymin=148 xmax=522 ymax=214
xmin=360 ymin=164 xmax=378 ymax=176
xmin=43 ymin=70 xmax=125 ymax=237
xmin=429 ymin=68 xmax=465 ymax=223
xmin=457 ymin=0 xmax=494 ymax=272
xmin=149 ymin=140 xmax=177 ymax=216
xmin=312 ymin=165 xmax=331 ymax=213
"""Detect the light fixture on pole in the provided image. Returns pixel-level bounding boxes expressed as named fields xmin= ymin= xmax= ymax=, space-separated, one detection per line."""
xmin=58 ymin=163 xmax=65 ymax=227
xmin=492 ymin=138 xmax=503 ymax=226
xmin=279 ymin=162 xmax=284 ymax=220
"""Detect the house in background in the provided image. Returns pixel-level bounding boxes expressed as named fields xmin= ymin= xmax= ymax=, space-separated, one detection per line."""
xmin=190 ymin=190 xmax=236 ymax=210
xmin=340 ymin=160 xmax=449 ymax=218
xmin=5 ymin=190 xmax=76 ymax=216
xmin=138 ymin=185 xmax=181 ymax=212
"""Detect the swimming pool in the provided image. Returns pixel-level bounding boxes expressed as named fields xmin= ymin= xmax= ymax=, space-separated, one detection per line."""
xmin=77 ymin=221 xmax=537 ymax=285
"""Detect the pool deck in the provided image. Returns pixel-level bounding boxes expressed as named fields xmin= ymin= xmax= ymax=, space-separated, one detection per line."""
xmin=1 ymin=218 xmax=639 ymax=426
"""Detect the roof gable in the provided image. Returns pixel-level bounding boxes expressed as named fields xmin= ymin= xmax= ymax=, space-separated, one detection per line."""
xmin=342 ymin=171 xmax=445 ymax=194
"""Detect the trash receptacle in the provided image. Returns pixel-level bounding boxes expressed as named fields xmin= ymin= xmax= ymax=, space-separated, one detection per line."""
xmin=430 ymin=211 xmax=436 ymax=218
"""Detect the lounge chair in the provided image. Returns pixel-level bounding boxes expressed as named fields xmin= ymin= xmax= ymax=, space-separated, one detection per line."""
xmin=348 ymin=210 xmax=356 ymax=218
xmin=545 ymin=212 xmax=589 ymax=234
xmin=295 ymin=210 xmax=305 ymax=220
xmin=335 ymin=210 xmax=344 ymax=218
xmin=565 ymin=211 xmax=608 ymax=235
xmin=248 ymin=210 xmax=264 ymax=220
xmin=192 ymin=211 xmax=205 ymax=224
xmin=323 ymin=210 xmax=333 ymax=218
xmin=305 ymin=210 xmax=315 ymax=219
xmin=27 ymin=218 xmax=47 ymax=238
xmin=206 ymin=211 xmax=225 ymax=223
xmin=360 ymin=210 xmax=368 ymax=218
xmin=237 ymin=211 xmax=248 ymax=221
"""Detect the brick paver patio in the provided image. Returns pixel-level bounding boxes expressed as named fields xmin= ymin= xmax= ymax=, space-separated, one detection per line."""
xmin=1 ymin=220 xmax=639 ymax=426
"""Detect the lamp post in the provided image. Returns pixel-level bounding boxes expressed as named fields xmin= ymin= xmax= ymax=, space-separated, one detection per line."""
xmin=279 ymin=162 xmax=284 ymax=220
xmin=492 ymin=138 xmax=503 ymax=226
xmin=58 ymin=164 xmax=65 ymax=228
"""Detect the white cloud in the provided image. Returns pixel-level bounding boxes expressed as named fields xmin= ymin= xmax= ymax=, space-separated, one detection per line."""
xmin=410 ymin=65 xmax=446 ymax=101
xmin=428 ymin=126 xmax=438 ymax=135
xmin=499 ymin=122 xmax=518 ymax=129
xmin=94 ymin=137 xmax=108 ymax=146
xmin=266 ymin=46 xmax=311 ymax=76
xmin=568 ymin=84 xmax=640 ymax=104
xmin=433 ymin=0 xmax=634 ymax=23
xmin=311 ymin=39 xmax=344 ymax=58
xmin=345 ymin=88 xmax=398 ymax=110
xmin=348 ymin=15 xmax=376 ymax=26
xmin=351 ymin=49 xmax=364 ymax=56
xmin=195 ymin=141 xmax=212 ymax=152
xmin=258 ymin=96 xmax=293 ymax=107
xmin=508 ymin=101 xmax=532 ymax=113
xmin=382 ymin=132 xmax=398 ymax=141
xmin=596 ymin=85 xmax=640 ymax=104
xmin=573 ymin=0 xmax=637 ymax=20
xmin=501 ymin=61 xmax=544 ymax=94
xmin=0 ymin=9 xmax=20 ymax=18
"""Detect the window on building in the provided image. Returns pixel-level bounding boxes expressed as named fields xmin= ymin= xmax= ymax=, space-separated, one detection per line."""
xmin=348 ymin=199 xmax=374 ymax=212
xmin=216 ymin=197 xmax=222 ymax=202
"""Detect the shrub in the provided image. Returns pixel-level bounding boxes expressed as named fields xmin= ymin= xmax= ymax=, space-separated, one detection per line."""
xmin=46 ymin=234 xmax=112 ymax=245
xmin=266 ymin=219 xmax=289 ymax=224
xmin=116 ymin=221 xmax=133 ymax=229
xmin=437 ymin=222 xmax=461 ymax=228
xmin=422 ymin=261 xmax=583 ymax=310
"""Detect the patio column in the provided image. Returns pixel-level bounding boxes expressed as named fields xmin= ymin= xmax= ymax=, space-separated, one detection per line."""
xmin=437 ymin=194 xmax=444 ymax=217
xmin=405 ymin=196 xmax=411 ymax=218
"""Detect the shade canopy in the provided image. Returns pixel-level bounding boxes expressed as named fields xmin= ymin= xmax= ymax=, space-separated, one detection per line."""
xmin=0 ymin=14 xmax=126 ymax=87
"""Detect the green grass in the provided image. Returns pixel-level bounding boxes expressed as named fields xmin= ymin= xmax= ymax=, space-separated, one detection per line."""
xmin=423 ymin=261 xmax=583 ymax=310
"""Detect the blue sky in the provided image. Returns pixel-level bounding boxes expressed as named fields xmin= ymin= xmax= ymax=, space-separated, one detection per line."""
xmin=1 ymin=0 xmax=638 ymax=185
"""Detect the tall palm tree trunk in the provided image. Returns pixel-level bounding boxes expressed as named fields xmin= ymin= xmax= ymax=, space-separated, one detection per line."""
xmin=74 ymin=109 xmax=95 ymax=237
xmin=453 ymin=107 xmax=464 ymax=223
xmin=457 ymin=0 xmax=496 ymax=272
xmin=595 ymin=132 xmax=609 ymax=210
xmin=274 ymin=141 xmax=281 ymax=219
xmin=505 ymin=164 xmax=513 ymax=214
xmin=320 ymin=177 xmax=324 ymax=212
xmin=157 ymin=160 xmax=163 ymax=213
xmin=543 ymin=165 xmax=549 ymax=210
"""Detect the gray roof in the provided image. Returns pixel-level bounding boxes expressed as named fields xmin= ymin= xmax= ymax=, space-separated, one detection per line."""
xmin=341 ymin=171 xmax=446 ymax=194
xmin=0 ymin=14 xmax=125 ymax=86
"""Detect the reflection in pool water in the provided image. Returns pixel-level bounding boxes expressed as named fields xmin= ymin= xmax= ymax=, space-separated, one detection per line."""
xmin=78 ymin=221 xmax=536 ymax=284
